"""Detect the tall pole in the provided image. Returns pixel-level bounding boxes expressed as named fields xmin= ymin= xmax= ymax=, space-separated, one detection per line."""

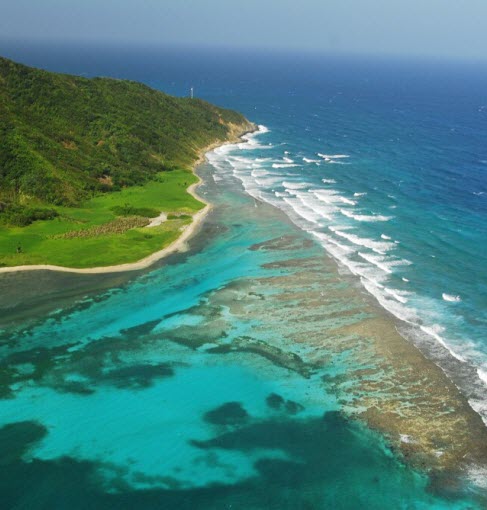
xmin=190 ymin=87 xmax=194 ymax=99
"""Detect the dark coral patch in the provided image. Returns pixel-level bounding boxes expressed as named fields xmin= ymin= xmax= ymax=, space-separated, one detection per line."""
xmin=102 ymin=363 xmax=174 ymax=389
xmin=204 ymin=402 xmax=249 ymax=426
xmin=266 ymin=393 xmax=285 ymax=410
xmin=0 ymin=421 xmax=47 ymax=465
xmin=266 ymin=393 xmax=304 ymax=415
xmin=285 ymin=400 xmax=304 ymax=415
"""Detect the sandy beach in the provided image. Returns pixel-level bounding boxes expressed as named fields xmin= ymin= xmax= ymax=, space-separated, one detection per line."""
xmin=0 ymin=125 xmax=255 ymax=276
xmin=1 ymin=121 xmax=486 ymax=506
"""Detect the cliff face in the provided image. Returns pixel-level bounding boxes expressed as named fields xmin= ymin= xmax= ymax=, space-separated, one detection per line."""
xmin=0 ymin=56 xmax=252 ymax=215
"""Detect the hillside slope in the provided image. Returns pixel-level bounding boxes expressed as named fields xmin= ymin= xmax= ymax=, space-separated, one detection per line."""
xmin=0 ymin=56 xmax=252 ymax=214
xmin=0 ymin=56 xmax=254 ymax=268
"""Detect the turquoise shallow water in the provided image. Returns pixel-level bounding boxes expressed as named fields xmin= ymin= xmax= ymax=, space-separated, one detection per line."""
xmin=0 ymin=161 xmax=484 ymax=508
xmin=1 ymin=45 xmax=487 ymax=507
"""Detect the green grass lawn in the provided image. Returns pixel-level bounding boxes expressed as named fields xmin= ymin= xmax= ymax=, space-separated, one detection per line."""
xmin=0 ymin=169 xmax=204 ymax=268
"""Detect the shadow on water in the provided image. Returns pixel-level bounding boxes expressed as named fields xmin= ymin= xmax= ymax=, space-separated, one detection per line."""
xmin=0 ymin=206 xmax=223 ymax=331
xmin=0 ymin=166 xmax=485 ymax=508
xmin=0 ymin=411 xmax=479 ymax=510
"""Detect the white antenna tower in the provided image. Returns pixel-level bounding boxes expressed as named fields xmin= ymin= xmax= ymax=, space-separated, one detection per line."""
xmin=190 ymin=87 xmax=194 ymax=99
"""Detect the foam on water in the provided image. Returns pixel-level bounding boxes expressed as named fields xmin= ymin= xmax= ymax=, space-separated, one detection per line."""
xmin=273 ymin=163 xmax=299 ymax=168
xmin=2 ymin=46 xmax=487 ymax=506
xmin=312 ymin=231 xmax=355 ymax=253
xmin=358 ymin=252 xmax=394 ymax=274
xmin=358 ymin=252 xmax=412 ymax=276
xmin=282 ymin=181 xmax=310 ymax=190
xmin=340 ymin=209 xmax=394 ymax=222
xmin=206 ymin=124 xmax=487 ymax=429
xmin=383 ymin=286 xmax=411 ymax=304
xmin=338 ymin=197 xmax=357 ymax=206
xmin=419 ymin=325 xmax=467 ymax=363
xmin=330 ymin=228 xmax=395 ymax=254
xmin=288 ymin=191 xmax=334 ymax=221
xmin=318 ymin=153 xmax=350 ymax=160
xmin=442 ymin=293 xmax=462 ymax=302
xmin=281 ymin=196 xmax=322 ymax=225
xmin=477 ymin=368 xmax=487 ymax=387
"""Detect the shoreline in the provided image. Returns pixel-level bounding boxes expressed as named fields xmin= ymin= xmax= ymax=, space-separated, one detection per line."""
xmin=0 ymin=125 xmax=256 ymax=276
xmin=195 ymin=129 xmax=487 ymax=483
xmin=3 ymin=119 xmax=486 ymax=478
xmin=1 ymin=122 xmax=486 ymax=499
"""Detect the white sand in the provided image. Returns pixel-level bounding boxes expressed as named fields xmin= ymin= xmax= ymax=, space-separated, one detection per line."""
xmin=147 ymin=212 xmax=167 ymax=227
xmin=0 ymin=125 xmax=256 ymax=275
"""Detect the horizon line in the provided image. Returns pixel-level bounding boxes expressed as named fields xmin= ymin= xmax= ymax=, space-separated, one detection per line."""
xmin=2 ymin=37 xmax=487 ymax=65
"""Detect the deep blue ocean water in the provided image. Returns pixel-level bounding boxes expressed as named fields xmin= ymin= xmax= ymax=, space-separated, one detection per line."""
xmin=21 ymin=43 xmax=486 ymax=416
xmin=1 ymin=43 xmax=487 ymax=507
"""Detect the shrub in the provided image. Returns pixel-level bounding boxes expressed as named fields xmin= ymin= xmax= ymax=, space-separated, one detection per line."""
xmin=0 ymin=206 xmax=59 ymax=226
xmin=111 ymin=204 xmax=159 ymax=218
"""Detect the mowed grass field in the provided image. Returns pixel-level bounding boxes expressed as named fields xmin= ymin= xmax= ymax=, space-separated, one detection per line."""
xmin=0 ymin=169 xmax=204 ymax=268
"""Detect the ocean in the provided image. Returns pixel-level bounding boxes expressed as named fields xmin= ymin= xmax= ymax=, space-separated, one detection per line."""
xmin=0 ymin=43 xmax=486 ymax=507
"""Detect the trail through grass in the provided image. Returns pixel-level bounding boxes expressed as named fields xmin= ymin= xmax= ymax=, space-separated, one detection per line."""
xmin=0 ymin=169 xmax=203 ymax=268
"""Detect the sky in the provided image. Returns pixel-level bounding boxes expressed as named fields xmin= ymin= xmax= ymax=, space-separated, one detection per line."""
xmin=1 ymin=0 xmax=487 ymax=60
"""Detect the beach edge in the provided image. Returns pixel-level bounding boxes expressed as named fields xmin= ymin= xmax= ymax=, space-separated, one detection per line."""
xmin=0 ymin=125 xmax=257 ymax=275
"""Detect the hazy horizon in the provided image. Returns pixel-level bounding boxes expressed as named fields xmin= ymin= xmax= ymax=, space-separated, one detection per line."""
xmin=2 ymin=38 xmax=487 ymax=68
xmin=1 ymin=0 xmax=487 ymax=61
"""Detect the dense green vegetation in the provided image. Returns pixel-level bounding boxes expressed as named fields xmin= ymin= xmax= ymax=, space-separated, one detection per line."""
xmin=0 ymin=170 xmax=203 ymax=268
xmin=110 ymin=205 xmax=160 ymax=218
xmin=0 ymin=205 xmax=59 ymax=227
xmin=0 ymin=56 xmax=253 ymax=268
xmin=0 ymin=56 xmax=249 ymax=211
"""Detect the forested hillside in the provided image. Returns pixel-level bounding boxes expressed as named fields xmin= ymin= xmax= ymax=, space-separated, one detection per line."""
xmin=0 ymin=56 xmax=251 ymax=225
